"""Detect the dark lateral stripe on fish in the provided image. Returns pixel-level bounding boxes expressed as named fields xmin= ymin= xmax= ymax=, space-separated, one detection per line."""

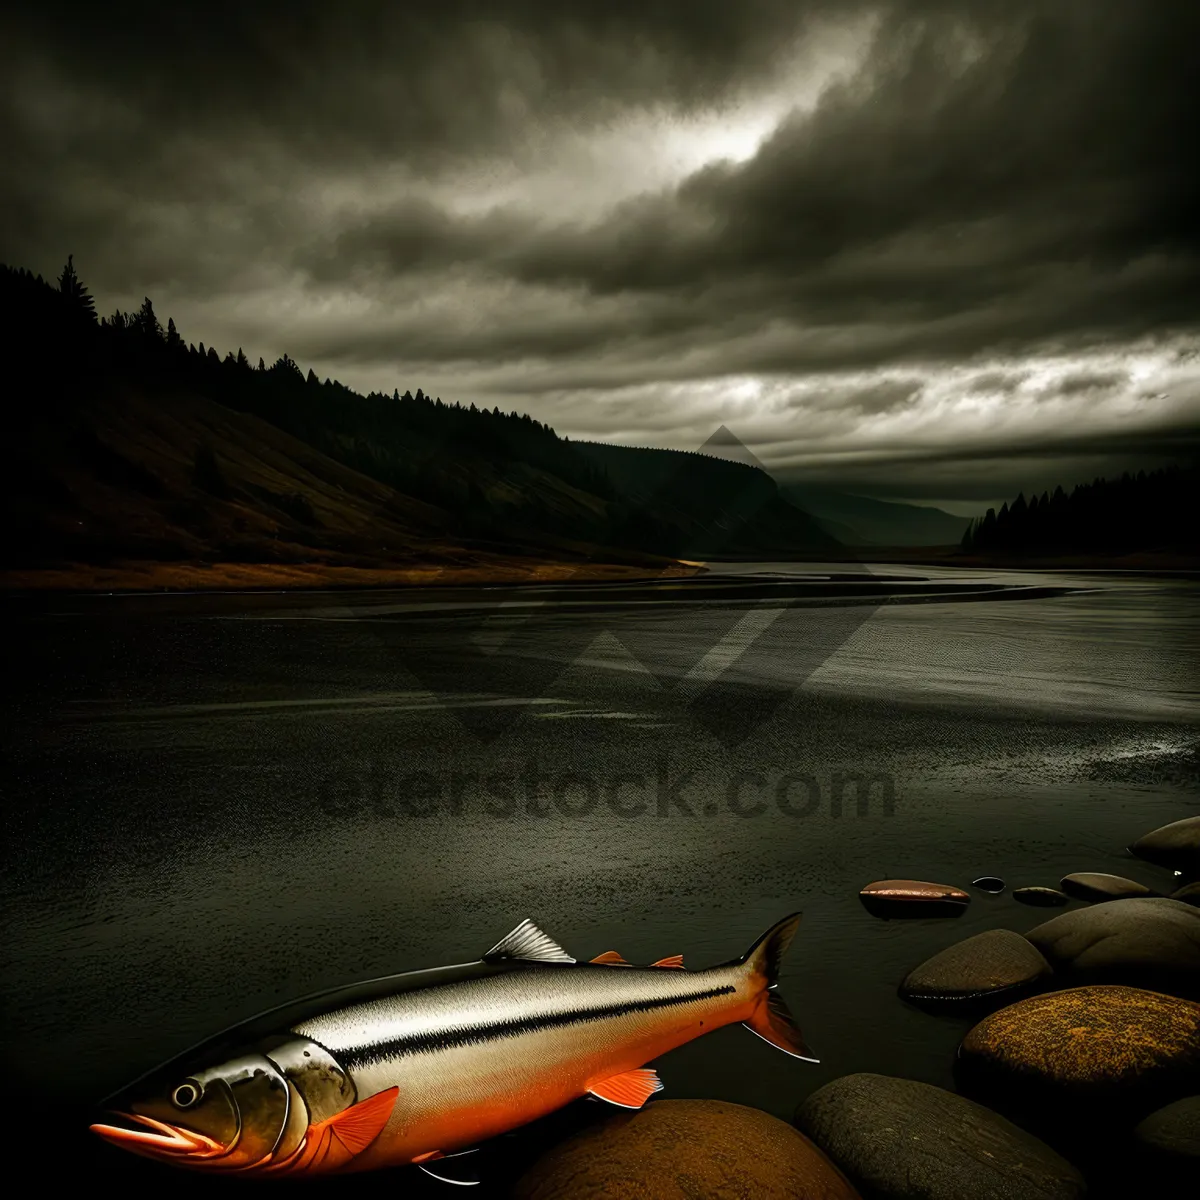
xmin=338 ymin=983 xmax=738 ymax=1068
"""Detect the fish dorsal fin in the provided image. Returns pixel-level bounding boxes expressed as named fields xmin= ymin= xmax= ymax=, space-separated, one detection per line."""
xmin=652 ymin=954 xmax=685 ymax=969
xmin=588 ymin=1067 xmax=663 ymax=1109
xmin=484 ymin=919 xmax=575 ymax=963
xmin=591 ymin=950 xmax=631 ymax=965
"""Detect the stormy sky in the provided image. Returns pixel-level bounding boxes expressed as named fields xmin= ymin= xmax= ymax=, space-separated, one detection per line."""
xmin=3 ymin=1 xmax=1197 ymax=508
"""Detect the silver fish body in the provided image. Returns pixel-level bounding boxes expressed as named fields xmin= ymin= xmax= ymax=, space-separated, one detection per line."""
xmin=91 ymin=915 xmax=813 ymax=1180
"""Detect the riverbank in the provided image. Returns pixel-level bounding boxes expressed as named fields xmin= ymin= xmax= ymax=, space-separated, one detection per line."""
xmin=848 ymin=546 xmax=1200 ymax=573
xmin=0 ymin=556 xmax=706 ymax=593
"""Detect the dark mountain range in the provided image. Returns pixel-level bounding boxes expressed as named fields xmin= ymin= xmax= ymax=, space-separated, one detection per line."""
xmin=572 ymin=441 xmax=839 ymax=559
xmin=778 ymin=485 xmax=969 ymax=548
xmin=1 ymin=258 xmax=840 ymax=579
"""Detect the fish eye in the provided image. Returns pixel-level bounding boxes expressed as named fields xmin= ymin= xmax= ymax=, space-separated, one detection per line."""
xmin=172 ymin=1081 xmax=201 ymax=1109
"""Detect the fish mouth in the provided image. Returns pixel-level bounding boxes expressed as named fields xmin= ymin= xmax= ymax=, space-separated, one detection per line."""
xmin=90 ymin=1112 xmax=228 ymax=1163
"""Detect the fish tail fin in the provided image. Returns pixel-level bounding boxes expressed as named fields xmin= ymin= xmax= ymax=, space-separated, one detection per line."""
xmin=739 ymin=912 xmax=801 ymax=987
xmin=737 ymin=913 xmax=818 ymax=1062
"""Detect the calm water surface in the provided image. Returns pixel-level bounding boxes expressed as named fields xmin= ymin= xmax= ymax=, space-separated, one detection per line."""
xmin=2 ymin=563 xmax=1198 ymax=1181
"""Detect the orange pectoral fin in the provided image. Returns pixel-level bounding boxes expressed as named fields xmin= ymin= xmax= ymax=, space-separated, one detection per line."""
xmin=587 ymin=1068 xmax=663 ymax=1109
xmin=270 ymin=1086 xmax=398 ymax=1175
xmin=590 ymin=950 xmax=631 ymax=965
xmin=651 ymin=954 xmax=685 ymax=968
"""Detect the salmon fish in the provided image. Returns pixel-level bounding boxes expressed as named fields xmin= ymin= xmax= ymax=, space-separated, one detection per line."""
xmin=91 ymin=913 xmax=814 ymax=1183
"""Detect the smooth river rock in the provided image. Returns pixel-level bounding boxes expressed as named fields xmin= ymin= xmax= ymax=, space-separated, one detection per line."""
xmin=900 ymin=929 xmax=1052 ymax=1010
xmin=795 ymin=1073 xmax=1085 ymax=1200
xmin=859 ymin=879 xmax=970 ymax=919
xmin=512 ymin=1100 xmax=862 ymax=1200
xmin=1024 ymin=896 xmax=1200 ymax=996
xmin=1133 ymin=1095 xmax=1200 ymax=1159
xmin=1130 ymin=815 xmax=1200 ymax=879
xmin=1059 ymin=872 xmax=1155 ymax=902
xmin=958 ymin=985 xmax=1200 ymax=1126
xmin=1013 ymin=886 xmax=1070 ymax=907
xmin=1171 ymin=881 xmax=1200 ymax=907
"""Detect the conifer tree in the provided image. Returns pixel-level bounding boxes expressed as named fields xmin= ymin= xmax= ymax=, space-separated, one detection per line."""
xmin=58 ymin=254 xmax=96 ymax=321
xmin=135 ymin=296 xmax=163 ymax=340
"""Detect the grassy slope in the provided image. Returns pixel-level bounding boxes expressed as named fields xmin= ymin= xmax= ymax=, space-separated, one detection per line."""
xmin=3 ymin=383 xmax=686 ymax=589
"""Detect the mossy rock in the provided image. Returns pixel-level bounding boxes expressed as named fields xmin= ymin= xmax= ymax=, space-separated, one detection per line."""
xmin=958 ymin=985 xmax=1200 ymax=1127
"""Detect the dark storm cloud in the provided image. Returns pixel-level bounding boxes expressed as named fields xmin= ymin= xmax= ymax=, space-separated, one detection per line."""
xmin=774 ymin=419 xmax=1200 ymax=504
xmin=4 ymin=2 xmax=821 ymax=148
xmin=472 ymin=2 xmax=1198 ymax=353
xmin=1 ymin=1 xmax=1197 ymax=500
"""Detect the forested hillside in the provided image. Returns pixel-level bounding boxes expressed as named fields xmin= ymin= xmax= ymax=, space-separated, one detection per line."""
xmin=1 ymin=258 xmax=838 ymax=574
xmin=961 ymin=468 xmax=1198 ymax=556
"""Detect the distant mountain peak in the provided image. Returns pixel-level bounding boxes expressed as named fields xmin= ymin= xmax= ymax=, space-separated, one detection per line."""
xmin=699 ymin=426 xmax=767 ymax=471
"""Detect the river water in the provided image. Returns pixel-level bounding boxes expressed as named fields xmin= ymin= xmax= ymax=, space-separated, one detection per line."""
xmin=2 ymin=563 xmax=1197 ymax=1184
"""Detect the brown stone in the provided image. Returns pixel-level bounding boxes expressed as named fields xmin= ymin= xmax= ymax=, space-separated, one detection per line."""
xmin=1172 ymin=881 xmax=1200 ymax=907
xmin=1134 ymin=1095 xmax=1200 ymax=1159
xmin=1130 ymin=815 xmax=1200 ymax=878
xmin=1013 ymin=886 xmax=1070 ymax=907
xmin=859 ymin=879 xmax=970 ymax=919
xmin=1024 ymin=896 xmax=1200 ymax=996
xmin=958 ymin=985 xmax=1200 ymax=1124
xmin=900 ymin=929 xmax=1052 ymax=1009
xmin=1059 ymin=872 xmax=1155 ymax=902
xmin=512 ymin=1100 xmax=861 ymax=1199
xmin=796 ymin=1073 xmax=1085 ymax=1200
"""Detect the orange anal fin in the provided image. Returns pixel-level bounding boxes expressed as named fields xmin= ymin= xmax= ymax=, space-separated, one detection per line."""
xmin=651 ymin=954 xmax=685 ymax=969
xmin=590 ymin=950 xmax=631 ymax=965
xmin=275 ymin=1086 xmax=398 ymax=1175
xmin=412 ymin=1150 xmax=444 ymax=1164
xmin=588 ymin=1067 xmax=663 ymax=1109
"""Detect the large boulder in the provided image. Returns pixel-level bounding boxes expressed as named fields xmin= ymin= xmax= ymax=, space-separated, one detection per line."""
xmin=511 ymin=1099 xmax=862 ymax=1199
xmin=957 ymin=985 xmax=1200 ymax=1128
xmin=859 ymin=880 xmax=970 ymax=919
xmin=900 ymin=929 xmax=1052 ymax=1010
xmin=1171 ymin=881 xmax=1200 ymax=907
xmin=1133 ymin=1095 xmax=1200 ymax=1160
xmin=795 ymin=1073 xmax=1085 ymax=1200
xmin=1023 ymin=896 xmax=1200 ymax=996
xmin=1130 ymin=816 xmax=1200 ymax=879
xmin=1059 ymin=872 xmax=1155 ymax=902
